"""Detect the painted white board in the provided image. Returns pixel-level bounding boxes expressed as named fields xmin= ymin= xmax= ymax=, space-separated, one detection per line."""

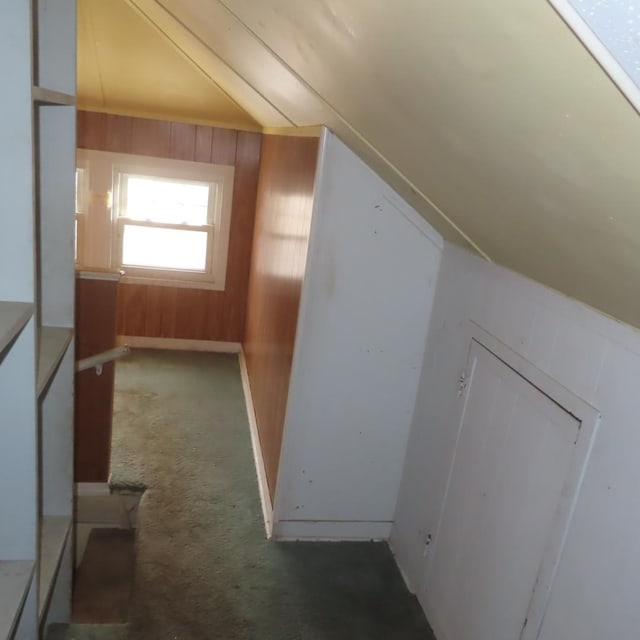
xmin=391 ymin=243 xmax=640 ymax=640
xmin=272 ymin=130 xmax=443 ymax=538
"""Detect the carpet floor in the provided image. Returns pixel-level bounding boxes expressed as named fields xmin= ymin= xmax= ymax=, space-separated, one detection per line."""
xmin=62 ymin=349 xmax=435 ymax=640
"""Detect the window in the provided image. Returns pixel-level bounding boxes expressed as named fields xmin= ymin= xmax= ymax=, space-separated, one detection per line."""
xmin=116 ymin=173 xmax=217 ymax=279
xmin=75 ymin=166 xmax=88 ymax=265
xmin=75 ymin=150 xmax=234 ymax=290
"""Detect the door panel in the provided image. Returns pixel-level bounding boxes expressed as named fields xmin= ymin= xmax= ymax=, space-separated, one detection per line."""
xmin=425 ymin=339 xmax=580 ymax=640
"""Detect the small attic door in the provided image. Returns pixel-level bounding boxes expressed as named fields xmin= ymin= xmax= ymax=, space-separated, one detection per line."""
xmin=423 ymin=329 xmax=598 ymax=640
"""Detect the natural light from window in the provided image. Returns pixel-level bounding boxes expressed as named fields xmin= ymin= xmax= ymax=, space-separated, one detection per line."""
xmin=118 ymin=174 xmax=215 ymax=272
xmin=122 ymin=226 xmax=208 ymax=271
xmin=123 ymin=176 xmax=211 ymax=225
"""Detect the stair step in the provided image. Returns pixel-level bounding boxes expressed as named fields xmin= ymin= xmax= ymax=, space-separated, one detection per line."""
xmin=46 ymin=623 xmax=129 ymax=640
xmin=72 ymin=528 xmax=135 ymax=624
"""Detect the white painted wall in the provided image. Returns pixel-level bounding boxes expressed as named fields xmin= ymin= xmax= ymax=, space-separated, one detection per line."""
xmin=392 ymin=242 xmax=640 ymax=639
xmin=272 ymin=130 xmax=443 ymax=540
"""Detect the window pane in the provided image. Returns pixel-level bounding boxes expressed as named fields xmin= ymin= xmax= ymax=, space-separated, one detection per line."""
xmin=122 ymin=225 xmax=208 ymax=271
xmin=123 ymin=176 xmax=210 ymax=225
xmin=75 ymin=168 xmax=88 ymax=214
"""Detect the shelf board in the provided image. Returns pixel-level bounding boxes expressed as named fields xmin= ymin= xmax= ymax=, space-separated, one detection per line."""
xmin=37 ymin=327 xmax=73 ymax=398
xmin=0 ymin=560 xmax=35 ymax=639
xmin=0 ymin=302 xmax=33 ymax=360
xmin=31 ymin=86 xmax=75 ymax=106
xmin=38 ymin=516 xmax=71 ymax=621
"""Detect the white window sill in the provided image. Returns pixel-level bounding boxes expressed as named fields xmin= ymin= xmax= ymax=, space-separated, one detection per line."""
xmin=119 ymin=274 xmax=226 ymax=291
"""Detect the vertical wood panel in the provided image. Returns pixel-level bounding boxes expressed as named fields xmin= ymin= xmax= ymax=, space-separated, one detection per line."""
xmin=170 ymin=122 xmax=197 ymax=160
xmin=104 ymin=114 xmax=133 ymax=154
xmin=75 ymin=364 xmax=116 ymax=482
xmin=116 ymin=282 xmax=147 ymax=336
xmin=78 ymin=111 xmax=262 ymax=343
xmin=174 ymin=288 xmax=209 ymax=339
xmin=221 ymin=131 xmax=262 ymax=339
xmin=243 ymin=134 xmax=319 ymax=500
xmin=144 ymin=286 xmax=177 ymax=338
xmin=205 ymin=291 xmax=226 ymax=339
xmin=77 ymin=111 xmax=106 ymax=149
xmin=194 ymin=125 xmax=213 ymax=163
xmin=130 ymin=117 xmax=171 ymax=157
xmin=211 ymin=127 xmax=237 ymax=165
xmin=75 ymin=277 xmax=119 ymax=482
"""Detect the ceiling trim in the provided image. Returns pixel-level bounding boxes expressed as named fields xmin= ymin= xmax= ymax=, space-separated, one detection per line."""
xmin=76 ymin=104 xmax=263 ymax=131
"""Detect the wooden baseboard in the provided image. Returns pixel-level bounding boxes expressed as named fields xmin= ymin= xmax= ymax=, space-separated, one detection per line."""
xmin=116 ymin=336 xmax=241 ymax=353
xmin=239 ymin=348 xmax=273 ymax=538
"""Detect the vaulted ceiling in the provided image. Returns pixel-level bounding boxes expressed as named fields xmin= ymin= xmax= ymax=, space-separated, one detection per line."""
xmin=78 ymin=0 xmax=640 ymax=329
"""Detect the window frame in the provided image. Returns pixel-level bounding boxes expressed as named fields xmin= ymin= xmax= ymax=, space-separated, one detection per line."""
xmin=74 ymin=163 xmax=89 ymax=267
xmin=76 ymin=149 xmax=235 ymax=291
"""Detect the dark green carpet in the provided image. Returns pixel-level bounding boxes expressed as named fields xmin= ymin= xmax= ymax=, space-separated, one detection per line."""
xmin=69 ymin=349 xmax=434 ymax=640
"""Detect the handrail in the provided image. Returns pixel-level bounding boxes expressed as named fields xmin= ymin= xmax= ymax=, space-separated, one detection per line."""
xmin=76 ymin=345 xmax=130 ymax=374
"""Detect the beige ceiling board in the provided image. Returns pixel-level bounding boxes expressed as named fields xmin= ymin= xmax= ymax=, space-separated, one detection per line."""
xmin=77 ymin=0 xmax=260 ymax=130
xmin=77 ymin=0 xmax=105 ymax=106
xmin=154 ymin=0 xmax=479 ymax=250
xmin=125 ymin=0 xmax=292 ymax=128
xmin=157 ymin=0 xmax=330 ymax=127
xmin=214 ymin=0 xmax=640 ymax=328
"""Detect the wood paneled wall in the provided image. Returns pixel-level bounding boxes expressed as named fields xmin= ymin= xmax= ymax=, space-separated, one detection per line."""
xmin=243 ymin=135 xmax=319 ymax=501
xmin=77 ymin=111 xmax=262 ymax=342
xmin=74 ymin=275 xmax=119 ymax=482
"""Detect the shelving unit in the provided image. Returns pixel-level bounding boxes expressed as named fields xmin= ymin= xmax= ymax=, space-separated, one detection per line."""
xmin=31 ymin=87 xmax=75 ymax=107
xmin=37 ymin=328 xmax=74 ymax=398
xmin=0 ymin=562 xmax=34 ymax=639
xmin=0 ymin=303 xmax=34 ymax=356
xmin=0 ymin=1 xmax=76 ymax=638
xmin=37 ymin=517 xmax=72 ymax=621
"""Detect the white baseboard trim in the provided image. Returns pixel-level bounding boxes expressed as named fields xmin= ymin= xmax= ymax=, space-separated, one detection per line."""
xmin=116 ymin=335 xmax=241 ymax=353
xmin=239 ymin=348 xmax=274 ymax=538
xmin=75 ymin=482 xmax=111 ymax=496
xmin=272 ymin=519 xmax=393 ymax=541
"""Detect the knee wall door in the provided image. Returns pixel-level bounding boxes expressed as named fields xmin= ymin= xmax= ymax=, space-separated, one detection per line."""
xmin=424 ymin=334 xmax=597 ymax=640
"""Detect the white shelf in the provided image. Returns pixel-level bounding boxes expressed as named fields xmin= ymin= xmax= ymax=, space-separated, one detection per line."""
xmin=37 ymin=326 xmax=73 ymax=397
xmin=0 ymin=2 xmax=76 ymax=633
xmin=38 ymin=516 xmax=71 ymax=621
xmin=0 ymin=560 xmax=34 ymax=639
xmin=31 ymin=86 xmax=75 ymax=106
xmin=0 ymin=302 xmax=33 ymax=359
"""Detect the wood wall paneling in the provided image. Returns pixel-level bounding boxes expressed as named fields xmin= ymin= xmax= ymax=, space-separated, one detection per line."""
xmin=243 ymin=134 xmax=319 ymax=501
xmin=130 ymin=117 xmax=171 ymax=157
xmin=74 ymin=276 xmax=119 ymax=482
xmin=222 ymin=131 xmax=263 ymax=338
xmin=143 ymin=286 xmax=178 ymax=337
xmin=194 ymin=125 xmax=213 ymax=163
xmin=169 ymin=121 xmax=197 ymax=160
xmin=77 ymin=111 xmax=262 ymax=343
xmin=211 ymin=127 xmax=238 ymax=165
xmin=116 ymin=283 xmax=147 ymax=336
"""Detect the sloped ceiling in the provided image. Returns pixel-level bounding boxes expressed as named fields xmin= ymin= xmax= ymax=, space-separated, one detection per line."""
xmin=77 ymin=0 xmax=261 ymax=129
xmin=80 ymin=0 xmax=640 ymax=329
